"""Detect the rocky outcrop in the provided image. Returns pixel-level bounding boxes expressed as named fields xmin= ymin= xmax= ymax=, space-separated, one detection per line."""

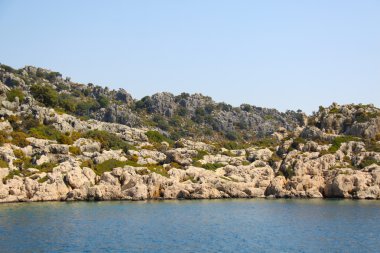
xmin=0 ymin=63 xmax=379 ymax=202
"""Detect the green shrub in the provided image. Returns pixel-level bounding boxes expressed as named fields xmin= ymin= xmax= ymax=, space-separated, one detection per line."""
xmin=35 ymin=162 xmax=58 ymax=173
xmin=80 ymin=159 xmax=95 ymax=169
xmin=0 ymin=158 xmax=9 ymax=168
xmin=71 ymin=131 xmax=82 ymax=141
xmin=0 ymin=131 xmax=8 ymax=145
xmin=283 ymin=166 xmax=295 ymax=179
xmin=10 ymin=131 xmax=30 ymax=147
xmin=193 ymin=150 xmax=208 ymax=162
xmin=225 ymin=131 xmax=238 ymax=141
xmin=2 ymin=169 xmax=21 ymax=183
xmin=145 ymin=130 xmax=173 ymax=144
xmin=30 ymin=84 xmax=59 ymax=107
xmin=202 ymin=163 xmax=224 ymax=171
xmin=252 ymin=137 xmax=280 ymax=148
xmin=365 ymin=140 xmax=380 ymax=152
xmin=75 ymin=99 xmax=99 ymax=116
xmin=152 ymin=115 xmax=170 ymax=131
xmin=8 ymin=115 xmax=21 ymax=131
xmin=147 ymin=165 xmax=168 ymax=177
xmin=29 ymin=125 xmax=62 ymax=140
xmin=328 ymin=136 xmax=359 ymax=153
xmin=13 ymin=149 xmax=24 ymax=158
xmin=58 ymin=133 xmax=73 ymax=145
xmin=92 ymin=159 xmax=128 ymax=175
xmin=96 ymin=95 xmax=109 ymax=108
xmin=13 ymin=159 xmax=24 ymax=169
xmin=127 ymin=154 xmax=139 ymax=163
xmin=6 ymin=88 xmax=25 ymax=103
xmin=359 ymin=157 xmax=380 ymax=169
xmin=329 ymin=108 xmax=340 ymax=114
xmin=69 ymin=146 xmax=81 ymax=155
xmin=38 ymin=176 xmax=49 ymax=183
xmin=83 ymin=130 xmax=132 ymax=152
xmin=58 ymin=94 xmax=77 ymax=113
xmin=20 ymin=115 xmax=40 ymax=131
xmin=222 ymin=141 xmax=243 ymax=150
xmin=291 ymin=137 xmax=306 ymax=150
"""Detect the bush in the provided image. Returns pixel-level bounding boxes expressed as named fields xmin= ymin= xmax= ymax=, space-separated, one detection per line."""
xmin=29 ymin=125 xmax=62 ymax=141
xmin=34 ymin=162 xmax=58 ymax=173
xmin=83 ymin=130 xmax=132 ymax=152
xmin=2 ymin=170 xmax=21 ymax=183
xmin=0 ymin=131 xmax=8 ymax=145
xmin=28 ymin=124 xmax=77 ymax=144
xmin=97 ymin=95 xmax=110 ymax=108
xmin=30 ymin=84 xmax=59 ymax=107
xmin=202 ymin=163 xmax=224 ymax=171
xmin=69 ymin=146 xmax=81 ymax=155
xmin=253 ymin=137 xmax=280 ymax=148
xmin=58 ymin=94 xmax=77 ymax=113
xmin=71 ymin=131 xmax=82 ymax=141
xmin=13 ymin=149 xmax=24 ymax=158
xmin=6 ymin=88 xmax=25 ymax=103
xmin=75 ymin=99 xmax=99 ymax=116
xmin=153 ymin=115 xmax=170 ymax=131
xmin=359 ymin=157 xmax=380 ymax=169
xmin=365 ymin=140 xmax=380 ymax=152
xmin=20 ymin=115 xmax=40 ymax=131
xmin=0 ymin=158 xmax=8 ymax=168
xmin=283 ymin=166 xmax=295 ymax=179
xmin=328 ymin=136 xmax=359 ymax=153
xmin=10 ymin=131 xmax=30 ymax=147
xmin=145 ymin=131 xmax=172 ymax=144
xmin=38 ymin=176 xmax=49 ymax=183
xmin=193 ymin=150 xmax=208 ymax=162
xmin=225 ymin=131 xmax=238 ymax=141
xmin=91 ymin=159 xmax=129 ymax=176
xmin=291 ymin=137 xmax=306 ymax=150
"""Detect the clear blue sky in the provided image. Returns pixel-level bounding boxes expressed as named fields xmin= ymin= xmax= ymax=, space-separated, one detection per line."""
xmin=0 ymin=0 xmax=379 ymax=114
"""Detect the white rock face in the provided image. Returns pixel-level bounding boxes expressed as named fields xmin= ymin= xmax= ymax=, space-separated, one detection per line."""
xmin=0 ymin=95 xmax=379 ymax=202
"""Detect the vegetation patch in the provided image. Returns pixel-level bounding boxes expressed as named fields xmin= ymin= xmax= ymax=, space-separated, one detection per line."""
xmin=2 ymin=170 xmax=21 ymax=183
xmin=145 ymin=130 xmax=173 ymax=145
xmin=201 ymin=163 xmax=224 ymax=171
xmin=328 ymin=136 xmax=359 ymax=153
xmin=83 ymin=130 xmax=134 ymax=152
xmin=359 ymin=157 xmax=380 ymax=169
xmin=10 ymin=131 xmax=30 ymax=147
xmin=283 ymin=166 xmax=295 ymax=179
xmin=0 ymin=157 xmax=9 ymax=168
xmin=90 ymin=159 xmax=130 ymax=175
xmin=252 ymin=137 xmax=280 ymax=149
xmin=38 ymin=176 xmax=49 ymax=184
xmin=193 ymin=150 xmax=208 ymax=162
xmin=30 ymin=84 xmax=59 ymax=107
xmin=69 ymin=146 xmax=81 ymax=155
xmin=6 ymin=88 xmax=25 ymax=103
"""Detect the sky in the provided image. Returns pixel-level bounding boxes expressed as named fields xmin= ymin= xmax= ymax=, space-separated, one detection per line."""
xmin=0 ymin=0 xmax=379 ymax=114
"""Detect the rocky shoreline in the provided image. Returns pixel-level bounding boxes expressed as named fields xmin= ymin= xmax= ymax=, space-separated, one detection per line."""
xmin=0 ymin=64 xmax=380 ymax=203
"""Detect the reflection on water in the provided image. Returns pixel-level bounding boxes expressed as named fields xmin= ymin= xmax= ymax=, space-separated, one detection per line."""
xmin=0 ymin=199 xmax=379 ymax=253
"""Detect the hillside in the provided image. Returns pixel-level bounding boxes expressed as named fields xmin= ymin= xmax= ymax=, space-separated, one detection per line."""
xmin=0 ymin=64 xmax=308 ymax=142
xmin=0 ymin=63 xmax=379 ymax=202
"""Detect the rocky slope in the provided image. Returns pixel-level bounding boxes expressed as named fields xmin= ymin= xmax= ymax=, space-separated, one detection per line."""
xmin=0 ymin=64 xmax=306 ymax=141
xmin=0 ymin=63 xmax=379 ymax=202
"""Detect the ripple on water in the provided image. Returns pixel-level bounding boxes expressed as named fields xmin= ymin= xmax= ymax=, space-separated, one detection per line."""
xmin=0 ymin=199 xmax=379 ymax=253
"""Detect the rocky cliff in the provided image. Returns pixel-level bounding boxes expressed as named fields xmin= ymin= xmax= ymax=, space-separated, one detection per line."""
xmin=0 ymin=63 xmax=379 ymax=202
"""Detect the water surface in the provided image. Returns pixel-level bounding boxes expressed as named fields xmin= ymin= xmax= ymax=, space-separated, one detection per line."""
xmin=0 ymin=199 xmax=379 ymax=253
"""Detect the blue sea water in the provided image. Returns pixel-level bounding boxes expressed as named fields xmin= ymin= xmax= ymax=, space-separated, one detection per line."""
xmin=0 ymin=199 xmax=379 ymax=253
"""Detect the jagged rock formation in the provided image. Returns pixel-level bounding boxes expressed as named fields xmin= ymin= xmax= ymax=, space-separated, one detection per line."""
xmin=0 ymin=63 xmax=379 ymax=202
